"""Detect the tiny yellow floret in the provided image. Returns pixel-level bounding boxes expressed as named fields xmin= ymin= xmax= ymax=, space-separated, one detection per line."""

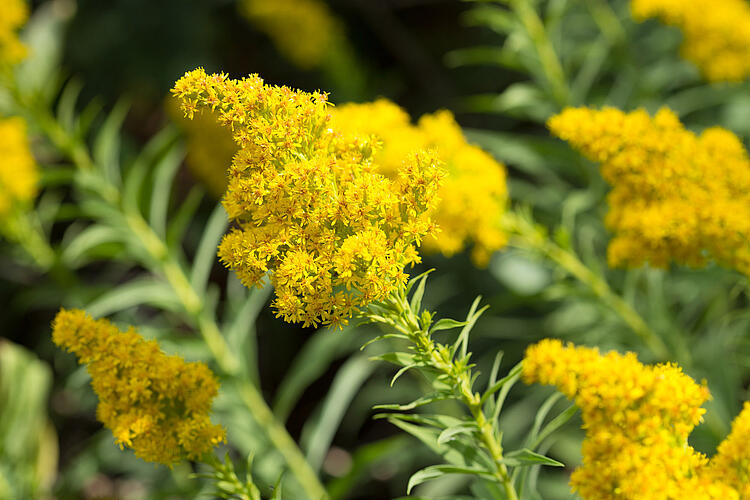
xmin=171 ymin=69 xmax=443 ymax=328
xmin=51 ymin=309 xmax=226 ymax=466
xmin=630 ymin=0 xmax=750 ymax=82
xmin=549 ymin=106 xmax=750 ymax=276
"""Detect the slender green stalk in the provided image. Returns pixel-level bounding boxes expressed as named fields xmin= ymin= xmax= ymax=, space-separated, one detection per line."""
xmin=22 ymin=98 xmax=328 ymax=500
xmin=374 ymin=290 xmax=519 ymax=500
xmin=5 ymin=210 xmax=56 ymax=270
xmin=508 ymin=0 xmax=569 ymax=107
xmin=505 ymin=211 xmax=670 ymax=360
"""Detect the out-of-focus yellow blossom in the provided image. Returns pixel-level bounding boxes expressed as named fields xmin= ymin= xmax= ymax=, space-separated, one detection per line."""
xmin=710 ymin=402 xmax=750 ymax=497
xmin=332 ymin=99 xmax=508 ymax=266
xmin=0 ymin=0 xmax=28 ymax=67
xmin=631 ymin=0 xmax=750 ymax=82
xmin=523 ymin=339 xmax=741 ymax=500
xmin=171 ymin=69 xmax=443 ymax=328
xmin=166 ymin=99 xmax=235 ymax=198
xmin=240 ymin=0 xmax=342 ymax=69
xmin=51 ymin=309 xmax=226 ymax=466
xmin=0 ymin=116 xmax=38 ymax=219
xmin=548 ymin=106 xmax=750 ymax=276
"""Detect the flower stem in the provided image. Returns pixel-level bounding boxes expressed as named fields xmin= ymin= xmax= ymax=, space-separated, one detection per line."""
xmin=375 ymin=290 xmax=519 ymax=500
xmin=508 ymin=0 xmax=570 ymax=107
xmin=505 ymin=211 xmax=671 ymax=361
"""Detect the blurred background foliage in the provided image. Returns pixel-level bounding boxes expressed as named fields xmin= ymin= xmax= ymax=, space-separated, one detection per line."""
xmin=2 ymin=0 xmax=750 ymax=498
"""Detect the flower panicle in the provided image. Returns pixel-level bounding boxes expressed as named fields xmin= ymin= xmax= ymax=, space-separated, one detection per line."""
xmin=172 ymin=70 xmax=444 ymax=328
xmin=631 ymin=0 xmax=750 ymax=82
xmin=523 ymin=339 xmax=748 ymax=500
xmin=331 ymin=99 xmax=508 ymax=267
xmin=548 ymin=106 xmax=750 ymax=277
xmin=52 ymin=309 xmax=226 ymax=466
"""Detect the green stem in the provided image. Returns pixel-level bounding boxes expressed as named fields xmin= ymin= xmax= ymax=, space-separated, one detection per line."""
xmin=5 ymin=209 xmax=56 ymax=270
xmin=505 ymin=212 xmax=670 ymax=361
xmin=509 ymin=0 xmax=570 ymax=107
xmin=24 ymin=99 xmax=328 ymax=500
xmin=378 ymin=291 xmax=519 ymax=500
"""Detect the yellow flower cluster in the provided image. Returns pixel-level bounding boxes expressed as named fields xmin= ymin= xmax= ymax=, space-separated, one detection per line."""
xmin=710 ymin=402 xmax=750 ymax=498
xmin=171 ymin=69 xmax=443 ymax=328
xmin=239 ymin=0 xmax=341 ymax=69
xmin=166 ymin=100 xmax=235 ymax=198
xmin=548 ymin=106 xmax=750 ymax=276
xmin=51 ymin=309 xmax=225 ymax=466
xmin=630 ymin=0 xmax=750 ymax=82
xmin=523 ymin=339 xmax=748 ymax=500
xmin=0 ymin=116 xmax=38 ymax=219
xmin=331 ymin=99 xmax=508 ymax=266
xmin=0 ymin=0 xmax=27 ymax=67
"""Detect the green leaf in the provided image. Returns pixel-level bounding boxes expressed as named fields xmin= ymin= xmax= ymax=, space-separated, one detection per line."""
xmin=56 ymin=79 xmax=83 ymax=133
xmin=529 ymin=403 xmax=577 ymax=450
xmin=60 ymin=225 xmax=125 ymax=267
xmin=445 ymin=46 xmax=522 ymax=71
xmin=359 ymin=333 xmax=408 ymax=351
xmin=225 ymin=285 xmax=271 ymax=385
xmin=462 ymin=5 xmax=516 ymax=34
xmin=430 ymin=318 xmax=467 ymax=334
xmin=407 ymin=465 xmax=495 ymax=494
xmin=148 ymin=138 xmax=185 ymax=237
xmin=390 ymin=364 xmax=418 ymax=386
xmin=480 ymin=362 xmax=522 ymax=407
xmin=385 ymin=416 xmax=493 ymax=470
xmin=166 ymin=185 xmax=204 ymax=250
xmin=454 ymin=296 xmax=488 ymax=359
xmin=460 ymin=84 xmax=555 ymax=122
xmin=85 ymin=278 xmax=181 ymax=317
xmin=405 ymin=269 xmax=434 ymax=296
xmin=123 ymin=126 xmax=180 ymax=216
xmin=273 ymin=326 xmax=356 ymax=421
xmin=302 ymin=355 xmax=375 ymax=471
xmin=373 ymin=392 xmax=452 ymax=411
xmin=190 ymin=203 xmax=229 ymax=293
xmin=15 ymin=1 xmax=71 ymax=103
xmin=270 ymin=472 xmax=283 ymax=500
xmin=93 ymin=100 xmax=130 ymax=186
xmin=437 ymin=423 xmax=477 ymax=445
xmin=500 ymin=449 xmax=564 ymax=468
xmin=409 ymin=271 xmax=431 ymax=314
xmin=370 ymin=351 xmax=416 ymax=367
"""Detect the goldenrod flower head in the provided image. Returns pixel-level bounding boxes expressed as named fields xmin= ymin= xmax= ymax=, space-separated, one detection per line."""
xmin=631 ymin=0 xmax=750 ymax=82
xmin=0 ymin=0 xmax=28 ymax=67
xmin=240 ymin=0 xmax=341 ymax=69
xmin=0 ymin=116 xmax=38 ymax=218
xmin=710 ymin=402 xmax=750 ymax=496
xmin=523 ymin=339 xmax=740 ymax=500
xmin=332 ymin=99 xmax=508 ymax=266
xmin=51 ymin=309 xmax=226 ymax=466
xmin=166 ymin=99 xmax=235 ymax=198
xmin=172 ymin=69 xmax=443 ymax=328
xmin=548 ymin=106 xmax=750 ymax=276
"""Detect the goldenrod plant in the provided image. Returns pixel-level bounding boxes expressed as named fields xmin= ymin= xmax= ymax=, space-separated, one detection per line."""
xmin=2 ymin=0 xmax=750 ymax=499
